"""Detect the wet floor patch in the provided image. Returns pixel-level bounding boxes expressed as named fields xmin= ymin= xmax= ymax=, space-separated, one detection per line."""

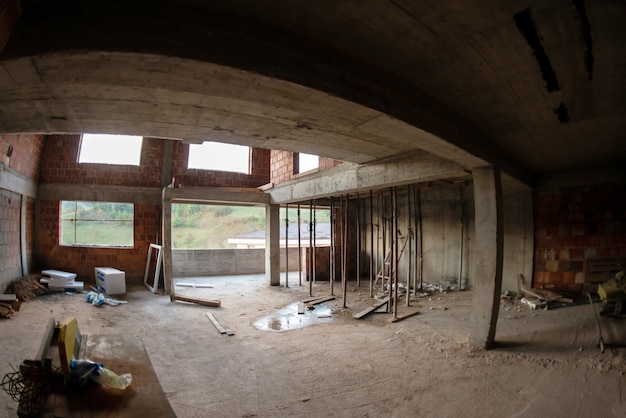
xmin=253 ymin=302 xmax=337 ymax=332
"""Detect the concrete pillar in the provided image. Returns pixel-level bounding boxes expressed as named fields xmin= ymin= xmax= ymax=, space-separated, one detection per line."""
xmin=266 ymin=203 xmax=280 ymax=286
xmin=469 ymin=166 xmax=504 ymax=349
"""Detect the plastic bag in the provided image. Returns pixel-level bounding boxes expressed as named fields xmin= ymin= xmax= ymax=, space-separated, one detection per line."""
xmin=86 ymin=291 xmax=105 ymax=306
xmin=69 ymin=359 xmax=132 ymax=390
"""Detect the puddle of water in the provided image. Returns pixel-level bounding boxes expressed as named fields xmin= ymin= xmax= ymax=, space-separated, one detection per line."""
xmin=253 ymin=302 xmax=336 ymax=332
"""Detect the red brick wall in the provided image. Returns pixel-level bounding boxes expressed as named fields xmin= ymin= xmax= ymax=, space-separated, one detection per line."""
xmin=39 ymin=134 xmax=163 ymax=187
xmin=38 ymin=201 xmax=160 ymax=283
xmin=0 ymin=133 xmax=44 ymax=180
xmin=270 ymin=151 xmax=342 ymax=185
xmin=171 ymin=142 xmax=270 ymax=188
xmin=270 ymin=150 xmax=295 ymax=184
xmin=533 ymin=183 xmax=626 ymax=292
xmin=0 ymin=190 xmax=21 ymax=287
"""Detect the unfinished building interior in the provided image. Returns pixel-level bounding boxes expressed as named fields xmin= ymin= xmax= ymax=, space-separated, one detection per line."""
xmin=1 ymin=1 xmax=625 ymax=417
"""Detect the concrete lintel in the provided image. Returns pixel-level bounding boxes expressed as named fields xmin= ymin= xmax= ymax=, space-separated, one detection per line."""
xmin=38 ymin=183 xmax=162 ymax=205
xmin=469 ymin=165 xmax=504 ymax=349
xmin=0 ymin=163 xmax=37 ymax=198
xmin=165 ymin=187 xmax=269 ymax=206
xmin=269 ymin=150 xmax=469 ymax=203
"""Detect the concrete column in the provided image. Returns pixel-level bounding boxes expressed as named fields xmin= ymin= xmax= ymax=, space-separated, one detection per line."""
xmin=266 ymin=203 xmax=280 ymax=286
xmin=469 ymin=166 xmax=504 ymax=349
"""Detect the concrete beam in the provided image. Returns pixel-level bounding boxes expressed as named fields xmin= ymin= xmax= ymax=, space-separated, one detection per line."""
xmin=164 ymin=187 xmax=269 ymax=206
xmin=0 ymin=163 xmax=37 ymax=198
xmin=269 ymin=150 xmax=470 ymax=203
xmin=265 ymin=203 xmax=280 ymax=286
xmin=38 ymin=183 xmax=162 ymax=205
xmin=469 ymin=166 xmax=504 ymax=349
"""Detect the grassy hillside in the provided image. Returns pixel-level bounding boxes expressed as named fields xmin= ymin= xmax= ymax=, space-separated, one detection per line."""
xmin=172 ymin=204 xmax=330 ymax=249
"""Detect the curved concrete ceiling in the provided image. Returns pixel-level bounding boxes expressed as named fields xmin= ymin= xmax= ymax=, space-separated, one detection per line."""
xmin=1 ymin=0 xmax=625 ymax=188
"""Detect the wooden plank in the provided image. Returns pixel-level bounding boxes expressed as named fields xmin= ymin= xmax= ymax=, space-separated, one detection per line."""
xmin=308 ymin=296 xmax=335 ymax=305
xmin=301 ymin=296 xmax=325 ymax=303
xmin=206 ymin=313 xmax=226 ymax=334
xmin=170 ymin=294 xmax=221 ymax=307
xmin=386 ymin=310 xmax=420 ymax=323
xmin=353 ymin=298 xmax=389 ymax=319
xmin=35 ymin=318 xmax=57 ymax=366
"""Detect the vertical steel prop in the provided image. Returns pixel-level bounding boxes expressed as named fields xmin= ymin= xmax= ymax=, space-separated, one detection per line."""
xmin=285 ymin=204 xmax=289 ymax=288
xmin=330 ymin=196 xmax=335 ymax=296
xmin=313 ymin=199 xmax=317 ymax=284
xmin=342 ymin=194 xmax=349 ymax=308
xmin=309 ymin=200 xmax=313 ymax=297
xmin=406 ymin=185 xmax=412 ymax=307
xmin=392 ymin=187 xmax=399 ymax=319
xmin=297 ymin=204 xmax=302 ymax=286
xmin=356 ymin=194 xmax=361 ymax=287
xmin=369 ymin=190 xmax=374 ymax=298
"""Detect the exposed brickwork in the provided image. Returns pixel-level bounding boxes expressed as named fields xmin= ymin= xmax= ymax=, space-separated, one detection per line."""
xmin=171 ymin=142 xmax=270 ymax=188
xmin=270 ymin=151 xmax=342 ymax=185
xmin=39 ymin=134 xmax=164 ymax=187
xmin=38 ymin=200 xmax=160 ymax=282
xmin=0 ymin=133 xmax=44 ymax=180
xmin=0 ymin=190 xmax=21 ymax=288
xmin=533 ymin=183 xmax=626 ymax=293
xmin=270 ymin=150 xmax=295 ymax=184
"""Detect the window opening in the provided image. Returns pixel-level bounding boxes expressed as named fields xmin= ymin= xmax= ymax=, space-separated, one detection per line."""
xmin=188 ymin=142 xmax=250 ymax=174
xmin=78 ymin=134 xmax=142 ymax=165
xmin=61 ymin=201 xmax=134 ymax=247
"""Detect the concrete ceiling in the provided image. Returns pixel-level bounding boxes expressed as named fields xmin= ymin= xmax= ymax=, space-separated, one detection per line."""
xmin=0 ymin=0 xmax=624 ymax=189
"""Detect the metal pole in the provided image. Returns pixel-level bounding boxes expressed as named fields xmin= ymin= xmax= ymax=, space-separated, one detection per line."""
xmin=313 ymin=199 xmax=317 ymax=284
xmin=309 ymin=200 xmax=313 ymax=297
xmin=330 ymin=197 xmax=335 ymax=296
xmin=406 ymin=185 xmax=412 ymax=307
xmin=417 ymin=188 xmax=423 ymax=291
xmin=392 ymin=187 xmax=399 ymax=319
xmin=369 ymin=190 xmax=374 ymax=298
xmin=297 ymin=204 xmax=302 ymax=286
xmin=356 ymin=194 xmax=361 ymax=287
xmin=285 ymin=204 xmax=289 ymax=288
xmin=342 ymin=194 xmax=349 ymax=308
xmin=459 ymin=185 xmax=464 ymax=290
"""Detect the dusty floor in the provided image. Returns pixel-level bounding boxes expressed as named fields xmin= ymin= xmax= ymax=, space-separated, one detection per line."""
xmin=1 ymin=274 xmax=625 ymax=417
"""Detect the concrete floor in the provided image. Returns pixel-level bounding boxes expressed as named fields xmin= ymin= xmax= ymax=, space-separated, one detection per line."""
xmin=1 ymin=274 xmax=625 ymax=417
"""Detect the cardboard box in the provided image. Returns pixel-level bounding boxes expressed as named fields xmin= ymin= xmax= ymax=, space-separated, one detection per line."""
xmin=95 ymin=267 xmax=126 ymax=295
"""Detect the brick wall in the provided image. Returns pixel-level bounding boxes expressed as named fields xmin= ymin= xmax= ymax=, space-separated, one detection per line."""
xmin=0 ymin=190 xmax=21 ymax=287
xmin=533 ymin=183 xmax=626 ymax=292
xmin=270 ymin=150 xmax=295 ymax=184
xmin=38 ymin=201 xmax=160 ymax=283
xmin=171 ymin=142 xmax=270 ymax=188
xmin=39 ymin=134 xmax=163 ymax=187
xmin=270 ymin=151 xmax=342 ymax=185
xmin=0 ymin=133 xmax=44 ymax=181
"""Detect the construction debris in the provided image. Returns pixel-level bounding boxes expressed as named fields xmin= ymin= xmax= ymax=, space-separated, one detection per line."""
xmin=5 ymin=275 xmax=53 ymax=301
xmin=170 ymin=293 xmax=221 ymax=307
xmin=353 ymin=298 xmax=389 ymax=319
xmin=206 ymin=313 xmax=234 ymax=336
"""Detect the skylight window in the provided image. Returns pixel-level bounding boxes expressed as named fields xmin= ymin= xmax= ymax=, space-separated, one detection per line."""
xmin=187 ymin=141 xmax=250 ymax=174
xmin=298 ymin=153 xmax=319 ymax=173
xmin=78 ymin=134 xmax=143 ymax=165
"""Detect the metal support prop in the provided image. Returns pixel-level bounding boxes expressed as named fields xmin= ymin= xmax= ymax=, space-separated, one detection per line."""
xmin=416 ymin=188 xmax=423 ymax=291
xmin=309 ymin=200 xmax=313 ymax=297
xmin=330 ymin=197 xmax=335 ymax=296
xmin=392 ymin=187 xmax=399 ymax=319
xmin=458 ymin=186 xmax=464 ymax=290
xmin=369 ymin=190 xmax=374 ymax=298
xmin=313 ymin=200 xmax=317 ymax=284
xmin=406 ymin=185 xmax=412 ymax=307
xmin=285 ymin=204 xmax=289 ymax=288
xmin=342 ymin=194 xmax=349 ymax=308
xmin=297 ymin=204 xmax=302 ymax=286
xmin=356 ymin=194 xmax=361 ymax=287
